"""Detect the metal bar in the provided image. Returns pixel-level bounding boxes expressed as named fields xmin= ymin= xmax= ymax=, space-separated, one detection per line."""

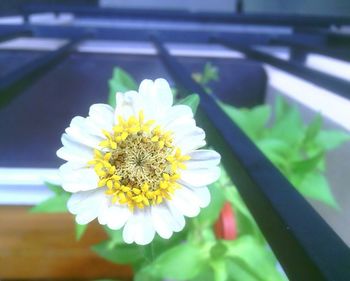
xmin=151 ymin=35 xmax=350 ymax=281
xmin=0 ymin=36 xmax=84 ymax=107
xmin=294 ymin=28 xmax=350 ymax=46
xmin=271 ymin=36 xmax=350 ymax=62
xmin=213 ymin=36 xmax=350 ymax=100
xmin=22 ymin=4 xmax=350 ymax=27
xmin=0 ymin=29 xmax=32 ymax=43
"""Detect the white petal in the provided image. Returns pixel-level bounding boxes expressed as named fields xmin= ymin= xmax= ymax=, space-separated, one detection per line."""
xmin=115 ymin=90 xmax=141 ymax=120
xmin=138 ymin=79 xmax=154 ymax=97
xmin=70 ymin=116 xmax=104 ymax=138
xmin=186 ymin=150 xmax=221 ymax=169
xmin=169 ymin=187 xmax=201 ymax=217
xmin=165 ymin=201 xmax=186 ymax=232
xmin=67 ymin=189 xmax=107 ymax=224
xmin=105 ymin=205 xmax=132 ymax=230
xmin=76 ymin=209 xmax=98 ymax=225
xmin=180 ymin=167 xmax=220 ymax=187
xmin=97 ymin=204 xmax=109 ymax=225
xmin=187 ymin=186 xmax=211 ymax=208
xmin=160 ymin=104 xmax=193 ymax=127
xmin=152 ymin=78 xmax=173 ymax=108
xmin=164 ymin=115 xmax=196 ymax=132
xmin=57 ymin=147 xmax=84 ymax=163
xmin=59 ymin=164 xmax=99 ymax=192
xmin=89 ymin=104 xmax=115 ymax=132
xmin=134 ymin=210 xmax=156 ymax=245
xmin=122 ymin=215 xmax=135 ymax=244
xmin=139 ymin=79 xmax=173 ymax=116
xmin=122 ymin=210 xmax=156 ymax=245
xmin=67 ymin=115 xmax=105 ymax=146
xmin=57 ymin=133 xmax=94 ymax=162
xmin=173 ymin=127 xmax=206 ymax=154
xmin=65 ymin=126 xmax=101 ymax=149
xmin=59 ymin=161 xmax=86 ymax=171
xmin=151 ymin=204 xmax=175 ymax=239
xmin=159 ymin=105 xmax=193 ymax=128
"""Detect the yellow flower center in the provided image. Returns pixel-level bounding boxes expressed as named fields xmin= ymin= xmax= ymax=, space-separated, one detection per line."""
xmin=88 ymin=111 xmax=190 ymax=211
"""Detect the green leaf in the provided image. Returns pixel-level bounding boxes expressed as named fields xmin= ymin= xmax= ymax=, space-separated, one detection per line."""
xmin=202 ymin=62 xmax=219 ymax=84
xmin=103 ymin=227 xmax=124 ymax=245
xmin=220 ymin=102 xmax=271 ymax=140
xmin=196 ymin=182 xmax=226 ymax=227
xmin=227 ymin=259 xmax=263 ymax=281
xmin=92 ymin=240 xmax=144 ymax=265
xmin=150 ymin=243 xmax=207 ymax=280
xmin=297 ymin=172 xmax=339 ymax=209
xmin=134 ymin=265 xmax=162 ymax=281
xmin=108 ymin=67 xmax=137 ymax=107
xmin=177 ymin=93 xmax=200 ymax=114
xmin=225 ymin=236 xmax=286 ymax=281
xmin=218 ymin=168 xmax=262 ymax=240
xmin=303 ymin=114 xmax=322 ymax=145
xmin=291 ymin=152 xmax=324 ymax=174
xmin=224 ymin=186 xmax=262 ymax=240
xmin=190 ymin=268 xmax=215 ymax=281
xmin=269 ymin=98 xmax=303 ymax=145
xmin=257 ymin=138 xmax=290 ymax=168
xmin=30 ymin=192 xmax=70 ymax=213
xmin=192 ymin=73 xmax=203 ymax=84
xmin=210 ymin=259 xmax=228 ymax=281
xmin=210 ymin=242 xmax=228 ymax=260
xmin=274 ymin=95 xmax=289 ymax=121
xmin=192 ymin=62 xmax=219 ymax=94
xmin=75 ymin=223 xmax=88 ymax=241
xmin=315 ymin=130 xmax=350 ymax=150
xmin=44 ymin=181 xmax=64 ymax=195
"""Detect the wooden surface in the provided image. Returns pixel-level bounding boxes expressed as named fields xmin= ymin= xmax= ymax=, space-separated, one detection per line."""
xmin=0 ymin=206 xmax=132 ymax=280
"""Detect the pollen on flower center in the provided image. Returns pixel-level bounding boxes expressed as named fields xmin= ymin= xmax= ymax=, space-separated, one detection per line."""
xmin=87 ymin=111 xmax=190 ymax=211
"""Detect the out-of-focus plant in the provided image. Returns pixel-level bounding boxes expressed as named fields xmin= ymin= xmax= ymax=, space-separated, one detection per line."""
xmin=32 ymin=64 xmax=349 ymax=281
xmin=219 ymin=98 xmax=349 ymax=209
xmin=192 ymin=62 xmax=219 ymax=94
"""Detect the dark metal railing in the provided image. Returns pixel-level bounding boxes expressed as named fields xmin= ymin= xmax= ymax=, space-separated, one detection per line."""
xmin=20 ymin=4 xmax=350 ymax=27
xmin=0 ymin=36 xmax=84 ymax=107
xmin=152 ymin=35 xmax=350 ymax=281
xmin=213 ymin=36 xmax=350 ymax=100
xmin=0 ymin=29 xmax=32 ymax=43
xmin=270 ymin=36 xmax=350 ymax=62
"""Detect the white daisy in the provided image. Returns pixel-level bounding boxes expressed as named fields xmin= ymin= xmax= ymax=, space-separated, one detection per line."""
xmin=57 ymin=78 xmax=221 ymax=245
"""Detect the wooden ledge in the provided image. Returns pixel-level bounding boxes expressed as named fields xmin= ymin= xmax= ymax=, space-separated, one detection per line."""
xmin=0 ymin=206 xmax=132 ymax=280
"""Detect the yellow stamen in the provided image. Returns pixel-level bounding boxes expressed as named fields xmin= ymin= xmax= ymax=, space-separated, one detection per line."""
xmin=87 ymin=111 xmax=190 ymax=211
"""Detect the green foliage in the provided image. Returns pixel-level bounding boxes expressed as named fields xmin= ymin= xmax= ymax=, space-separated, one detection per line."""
xmin=176 ymin=93 xmax=200 ymax=114
xmin=108 ymin=67 xmax=137 ymax=107
xmin=75 ymin=223 xmax=88 ymax=241
xmin=92 ymin=240 xmax=145 ymax=265
xmin=220 ymin=170 xmax=263 ymax=240
xmin=220 ymin=97 xmax=349 ymax=208
xmin=145 ymin=243 xmax=208 ymax=280
xmin=192 ymin=62 xmax=219 ymax=94
xmin=225 ymin=236 xmax=287 ymax=281
xmin=30 ymin=182 xmax=70 ymax=213
xmin=195 ymin=181 xmax=226 ymax=227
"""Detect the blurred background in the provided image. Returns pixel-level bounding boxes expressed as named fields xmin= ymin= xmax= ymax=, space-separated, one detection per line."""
xmin=1 ymin=0 xmax=350 ymax=15
xmin=0 ymin=0 xmax=349 ymax=280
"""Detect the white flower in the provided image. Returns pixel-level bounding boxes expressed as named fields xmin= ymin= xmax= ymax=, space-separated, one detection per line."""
xmin=57 ymin=78 xmax=221 ymax=245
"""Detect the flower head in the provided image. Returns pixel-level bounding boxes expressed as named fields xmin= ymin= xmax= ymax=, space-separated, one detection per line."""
xmin=57 ymin=78 xmax=221 ymax=245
